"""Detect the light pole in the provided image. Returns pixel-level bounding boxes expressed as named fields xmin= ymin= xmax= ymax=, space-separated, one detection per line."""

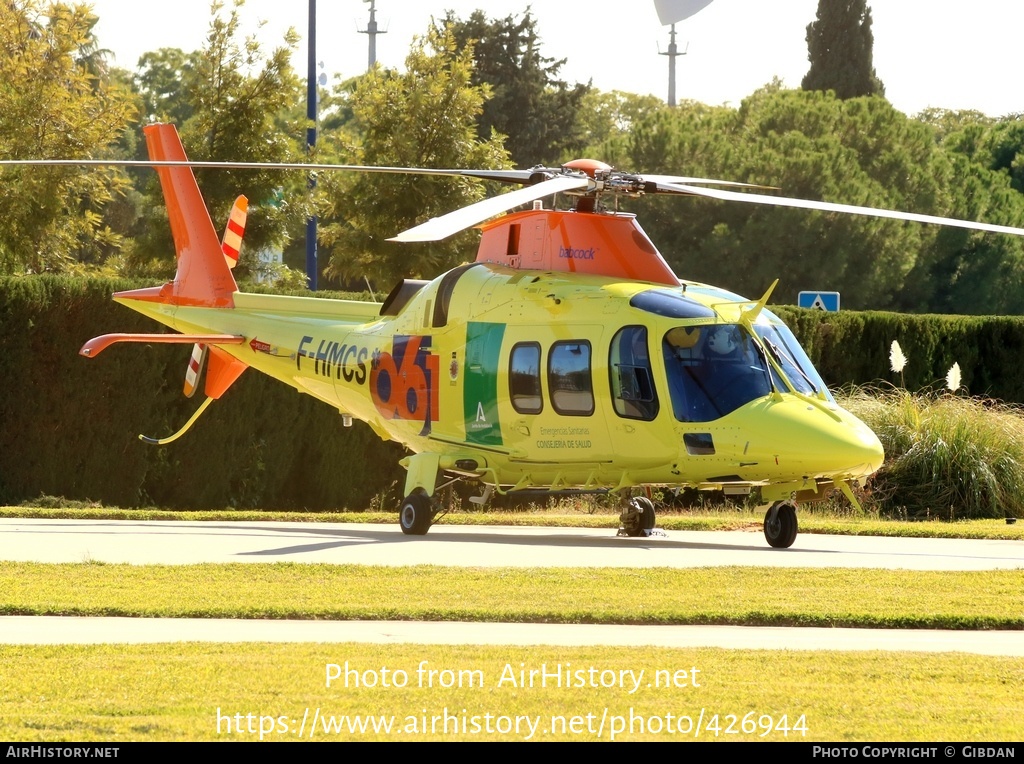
xmin=305 ymin=0 xmax=318 ymax=290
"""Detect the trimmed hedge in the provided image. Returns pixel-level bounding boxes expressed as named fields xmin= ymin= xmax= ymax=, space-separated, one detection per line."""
xmin=0 ymin=276 xmax=404 ymax=509
xmin=772 ymin=307 xmax=1024 ymax=401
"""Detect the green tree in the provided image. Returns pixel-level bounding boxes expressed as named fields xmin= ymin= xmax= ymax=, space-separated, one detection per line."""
xmin=127 ymin=0 xmax=307 ymax=282
xmin=181 ymin=1 xmax=305 ymax=260
xmin=319 ymin=27 xmax=509 ymax=288
xmin=0 ymin=1 xmax=136 ymax=273
xmin=619 ymin=86 xmax=1024 ymax=314
xmin=624 ymin=88 xmax=948 ymax=309
xmin=916 ymin=108 xmax=994 ymax=143
xmin=576 ymin=89 xmax=666 ymax=162
xmin=902 ymin=113 xmax=1024 ymax=314
xmin=442 ymin=10 xmax=590 ymax=167
xmin=135 ymin=47 xmax=198 ymax=126
xmin=802 ymin=0 xmax=885 ymax=100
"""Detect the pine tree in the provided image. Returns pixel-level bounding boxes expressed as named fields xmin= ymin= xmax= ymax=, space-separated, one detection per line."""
xmin=442 ymin=10 xmax=590 ymax=166
xmin=802 ymin=0 xmax=885 ymax=100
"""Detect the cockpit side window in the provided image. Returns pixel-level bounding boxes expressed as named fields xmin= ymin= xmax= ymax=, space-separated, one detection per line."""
xmin=548 ymin=341 xmax=594 ymax=416
xmin=610 ymin=326 xmax=659 ymax=421
xmin=662 ymin=325 xmax=772 ymax=422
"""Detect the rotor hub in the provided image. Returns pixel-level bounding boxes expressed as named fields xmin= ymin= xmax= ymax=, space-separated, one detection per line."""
xmin=561 ymin=158 xmax=613 ymax=178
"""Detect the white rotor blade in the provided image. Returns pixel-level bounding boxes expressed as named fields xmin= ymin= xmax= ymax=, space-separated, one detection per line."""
xmin=643 ymin=174 xmax=775 ymax=190
xmin=654 ymin=0 xmax=715 ymax=26
xmin=0 ymin=159 xmax=535 ymax=183
xmin=389 ymin=175 xmax=591 ymax=243
xmin=659 ymin=182 xmax=1024 ymax=238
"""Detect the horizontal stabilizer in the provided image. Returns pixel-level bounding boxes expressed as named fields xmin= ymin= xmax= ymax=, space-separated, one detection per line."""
xmin=79 ymin=333 xmax=244 ymax=358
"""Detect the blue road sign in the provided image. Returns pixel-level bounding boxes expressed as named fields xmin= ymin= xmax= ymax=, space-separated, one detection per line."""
xmin=798 ymin=291 xmax=840 ymax=311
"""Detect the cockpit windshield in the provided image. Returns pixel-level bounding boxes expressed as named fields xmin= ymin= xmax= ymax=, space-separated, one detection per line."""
xmin=662 ymin=324 xmax=773 ymax=422
xmin=755 ymin=322 xmax=835 ymax=403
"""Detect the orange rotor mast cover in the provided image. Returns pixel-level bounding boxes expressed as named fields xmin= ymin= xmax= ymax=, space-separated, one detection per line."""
xmin=476 ymin=158 xmax=680 ymax=286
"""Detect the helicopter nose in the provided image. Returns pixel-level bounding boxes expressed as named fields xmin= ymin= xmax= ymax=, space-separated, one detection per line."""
xmin=751 ymin=399 xmax=884 ymax=479
xmin=809 ymin=412 xmax=885 ymax=477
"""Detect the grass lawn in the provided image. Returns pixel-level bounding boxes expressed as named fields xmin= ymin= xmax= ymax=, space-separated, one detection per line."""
xmin=2 ymin=643 xmax=1022 ymax=741
xmin=2 ymin=562 xmax=1023 ymax=629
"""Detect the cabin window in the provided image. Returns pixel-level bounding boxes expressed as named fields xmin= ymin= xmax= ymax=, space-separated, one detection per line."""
xmin=609 ymin=326 xmax=659 ymax=421
xmin=548 ymin=341 xmax=594 ymax=416
xmin=662 ymin=324 xmax=772 ymax=422
xmin=509 ymin=342 xmax=543 ymax=414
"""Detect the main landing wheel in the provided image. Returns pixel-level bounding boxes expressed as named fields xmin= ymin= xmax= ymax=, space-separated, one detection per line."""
xmin=764 ymin=500 xmax=798 ymax=548
xmin=621 ymin=496 xmax=657 ymax=537
xmin=399 ymin=490 xmax=433 ymax=536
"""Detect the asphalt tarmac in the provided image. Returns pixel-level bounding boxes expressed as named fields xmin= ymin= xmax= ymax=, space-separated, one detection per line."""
xmin=2 ymin=518 xmax=1021 ymax=653
xmin=2 ymin=518 xmax=1022 ymax=570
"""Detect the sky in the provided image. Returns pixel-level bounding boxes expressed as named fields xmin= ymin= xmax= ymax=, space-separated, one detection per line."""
xmin=85 ymin=0 xmax=1022 ymax=118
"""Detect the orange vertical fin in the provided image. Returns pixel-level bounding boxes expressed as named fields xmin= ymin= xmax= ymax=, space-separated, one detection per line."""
xmin=142 ymin=123 xmax=237 ymax=307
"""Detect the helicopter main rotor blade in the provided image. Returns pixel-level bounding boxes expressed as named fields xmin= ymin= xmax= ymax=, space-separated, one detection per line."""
xmin=388 ymin=175 xmax=591 ymax=243
xmin=1 ymin=159 xmax=775 ymax=191
xmin=0 ymin=158 xmax=540 ymax=183
xmin=642 ymin=174 xmax=777 ymax=190
xmin=657 ymin=181 xmax=1024 ymax=238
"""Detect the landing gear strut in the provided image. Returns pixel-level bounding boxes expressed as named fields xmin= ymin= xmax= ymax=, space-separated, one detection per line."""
xmin=620 ymin=495 xmax=657 ymax=537
xmin=763 ymin=500 xmax=798 ymax=548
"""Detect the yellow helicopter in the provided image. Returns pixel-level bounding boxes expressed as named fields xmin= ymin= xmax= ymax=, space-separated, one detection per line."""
xmin=48 ymin=123 xmax=1024 ymax=547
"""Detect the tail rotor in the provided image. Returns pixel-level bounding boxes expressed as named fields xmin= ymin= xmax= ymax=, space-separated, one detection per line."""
xmin=141 ymin=196 xmax=251 ymax=444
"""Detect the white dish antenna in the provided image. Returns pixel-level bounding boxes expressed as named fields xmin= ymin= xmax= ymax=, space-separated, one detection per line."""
xmin=653 ymin=0 xmax=715 ymax=26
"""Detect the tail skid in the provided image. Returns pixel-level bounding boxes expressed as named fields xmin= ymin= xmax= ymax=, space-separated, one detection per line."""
xmin=136 ymin=344 xmax=246 ymax=445
xmin=139 ymin=397 xmax=214 ymax=445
